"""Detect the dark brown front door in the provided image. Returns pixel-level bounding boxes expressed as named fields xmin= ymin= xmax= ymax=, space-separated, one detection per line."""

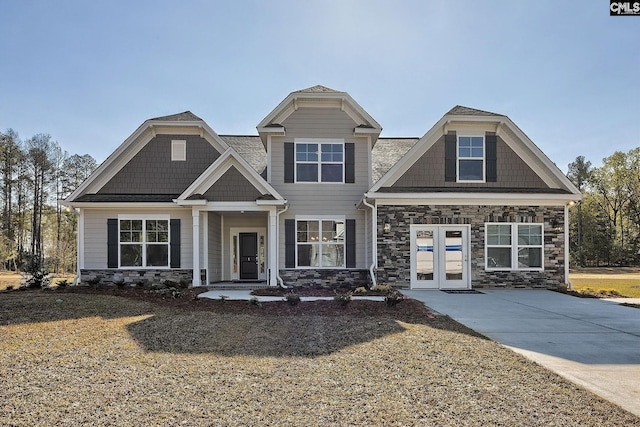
xmin=239 ymin=233 xmax=258 ymax=280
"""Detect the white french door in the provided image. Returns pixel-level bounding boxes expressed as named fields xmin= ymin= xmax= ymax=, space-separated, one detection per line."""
xmin=410 ymin=225 xmax=470 ymax=289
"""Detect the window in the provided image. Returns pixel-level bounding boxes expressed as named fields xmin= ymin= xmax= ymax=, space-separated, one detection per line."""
xmin=295 ymin=141 xmax=344 ymax=182
xmin=458 ymin=136 xmax=484 ymax=181
xmin=171 ymin=140 xmax=186 ymax=161
xmin=296 ymin=220 xmax=345 ymax=267
xmin=119 ymin=219 xmax=169 ymax=267
xmin=485 ymin=223 xmax=543 ymax=270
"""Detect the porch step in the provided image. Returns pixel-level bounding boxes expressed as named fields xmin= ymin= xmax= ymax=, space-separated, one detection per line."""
xmin=204 ymin=281 xmax=268 ymax=290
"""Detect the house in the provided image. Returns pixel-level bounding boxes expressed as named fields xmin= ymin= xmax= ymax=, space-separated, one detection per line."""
xmin=63 ymin=85 xmax=581 ymax=290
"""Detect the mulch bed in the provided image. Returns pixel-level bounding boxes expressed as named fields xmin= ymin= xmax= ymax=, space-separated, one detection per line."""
xmin=52 ymin=285 xmax=436 ymax=319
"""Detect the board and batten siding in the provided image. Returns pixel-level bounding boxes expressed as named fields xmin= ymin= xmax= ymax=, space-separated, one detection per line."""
xmin=82 ymin=208 xmax=193 ymax=269
xmin=270 ymin=107 xmax=371 ymax=269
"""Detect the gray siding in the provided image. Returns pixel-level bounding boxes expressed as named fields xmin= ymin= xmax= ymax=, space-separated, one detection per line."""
xmin=208 ymin=212 xmax=222 ymax=282
xmin=203 ymin=166 xmax=262 ymax=201
xmin=271 ymin=107 xmax=370 ymax=269
xmin=99 ymin=134 xmax=220 ymax=194
xmin=392 ymin=135 xmax=548 ymax=189
xmin=83 ymin=208 xmax=193 ymax=269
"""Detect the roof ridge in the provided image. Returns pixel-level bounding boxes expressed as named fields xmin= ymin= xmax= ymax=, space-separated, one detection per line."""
xmin=293 ymin=85 xmax=342 ymax=94
xmin=447 ymin=105 xmax=504 ymax=117
xmin=149 ymin=111 xmax=203 ymax=122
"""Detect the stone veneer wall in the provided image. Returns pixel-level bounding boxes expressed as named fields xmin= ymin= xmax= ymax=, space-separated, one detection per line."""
xmin=279 ymin=269 xmax=371 ymax=288
xmin=80 ymin=269 xmax=194 ymax=286
xmin=376 ymin=205 xmax=565 ymax=289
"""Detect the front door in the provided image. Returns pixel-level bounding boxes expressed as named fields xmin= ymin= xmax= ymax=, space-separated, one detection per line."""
xmin=239 ymin=232 xmax=258 ymax=280
xmin=410 ymin=225 xmax=470 ymax=289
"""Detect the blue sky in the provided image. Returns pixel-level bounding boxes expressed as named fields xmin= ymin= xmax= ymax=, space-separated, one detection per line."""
xmin=1 ymin=1 xmax=638 ymax=172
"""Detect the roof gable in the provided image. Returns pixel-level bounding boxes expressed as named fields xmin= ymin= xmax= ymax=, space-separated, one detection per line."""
xmin=66 ymin=112 xmax=230 ymax=202
xmin=369 ymin=107 xmax=581 ymax=197
xmin=257 ymin=85 xmax=382 ymax=146
xmin=178 ymin=149 xmax=284 ymax=203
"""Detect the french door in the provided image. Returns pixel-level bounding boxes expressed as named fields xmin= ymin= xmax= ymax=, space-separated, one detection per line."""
xmin=410 ymin=225 xmax=470 ymax=289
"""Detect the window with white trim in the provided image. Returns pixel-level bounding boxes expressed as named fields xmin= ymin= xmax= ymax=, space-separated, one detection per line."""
xmin=296 ymin=220 xmax=345 ymax=267
xmin=485 ymin=223 xmax=543 ymax=270
xmin=458 ymin=136 xmax=484 ymax=181
xmin=119 ymin=219 xmax=169 ymax=267
xmin=295 ymin=141 xmax=344 ymax=183
xmin=171 ymin=140 xmax=186 ymax=161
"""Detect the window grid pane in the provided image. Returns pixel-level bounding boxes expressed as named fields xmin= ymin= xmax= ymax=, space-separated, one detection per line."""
xmin=120 ymin=219 xmax=170 ymax=268
xmin=295 ymin=142 xmax=343 ymax=183
xmin=296 ymin=219 xmax=345 ymax=268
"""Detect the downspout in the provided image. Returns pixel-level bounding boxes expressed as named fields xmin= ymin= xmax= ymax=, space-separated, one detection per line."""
xmin=276 ymin=204 xmax=289 ymax=288
xmin=564 ymin=203 xmax=573 ymax=291
xmin=361 ymin=198 xmax=377 ymax=287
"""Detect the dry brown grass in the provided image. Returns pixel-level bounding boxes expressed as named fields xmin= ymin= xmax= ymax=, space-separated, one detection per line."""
xmin=1 ymin=291 xmax=638 ymax=426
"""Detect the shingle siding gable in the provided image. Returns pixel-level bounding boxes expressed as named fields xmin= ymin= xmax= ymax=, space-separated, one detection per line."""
xmin=391 ymin=135 xmax=548 ymax=189
xmin=202 ymin=166 xmax=263 ymax=202
xmin=99 ymin=134 xmax=220 ymax=194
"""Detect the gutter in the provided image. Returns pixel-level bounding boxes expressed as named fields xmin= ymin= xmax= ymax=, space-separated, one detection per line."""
xmin=276 ymin=204 xmax=289 ymax=288
xmin=361 ymin=198 xmax=377 ymax=288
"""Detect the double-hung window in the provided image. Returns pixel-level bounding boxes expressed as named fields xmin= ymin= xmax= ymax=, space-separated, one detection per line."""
xmin=119 ymin=218 xmax=170 ymax=267
xmin=458 ymin=136 xmax=484 ymax=181
xmin=295 ymin=140 xmax=344 ymax=183
xmin=485 ymin=223 xmax=543 ymax=270
xmin=296 ymin=219 xmax=345 ymax=267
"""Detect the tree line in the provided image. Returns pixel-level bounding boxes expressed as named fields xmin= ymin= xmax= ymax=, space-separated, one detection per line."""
xmin=568 ymin=148 xmax=640 ymax=267
xmin=1 ymin=129 xmax=98 ymax=273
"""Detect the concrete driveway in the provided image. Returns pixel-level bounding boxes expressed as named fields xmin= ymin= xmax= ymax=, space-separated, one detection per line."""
xmin=404 ymin=289 xmax=640 ymax=417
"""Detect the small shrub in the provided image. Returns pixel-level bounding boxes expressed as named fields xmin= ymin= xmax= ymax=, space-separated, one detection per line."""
xmin=353 ymin=286 xmax=367 ymax=294
xmin=149 ymin=286 xmax=183 ymax=299
xmin=178 ymin=279 xmax=190 ymax=289
xmin=385 ymin=289 xmax=405 ymax=307
xmin=218 ymin=295 xmax=228 ymax=303
xmin=56 ymin=279 xmax=69 ymax=288
xmin=5 ymin=285 xmax=13 ymax=291
xmin=86 ymin=277 xmax=101 ymax=286
xmin=249 ymin=296 xmax=262 ymax=307
xmin=371 ymin=284 xmax=392 ymax=294
xmin=284 ymin=292 xmax=301 ymax=306
xmin=334 ymin=290 xmax=352 ymax=306
xmin=23 ymin=270 xmax=52 ymax=289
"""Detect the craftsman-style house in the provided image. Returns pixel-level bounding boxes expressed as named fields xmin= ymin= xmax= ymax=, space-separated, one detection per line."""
xmin=64 ymin=85 xmax=581 ymax=289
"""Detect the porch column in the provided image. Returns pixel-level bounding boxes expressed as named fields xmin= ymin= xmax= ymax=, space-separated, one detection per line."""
xmin=268 ymin=208 xmax=278 ymax=286
xmin=192 ymin=208 xmax=201 ymax=287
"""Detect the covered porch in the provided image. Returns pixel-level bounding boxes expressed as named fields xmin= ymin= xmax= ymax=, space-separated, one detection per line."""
xmin=186 ymin=201 xmax=284 ymax=287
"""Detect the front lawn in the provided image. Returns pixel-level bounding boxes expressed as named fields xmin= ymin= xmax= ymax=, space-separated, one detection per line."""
xmin=570 ymin=268 xmax=640 ymax=298
xmin=1 ymin=291 xmax=637 ymax=426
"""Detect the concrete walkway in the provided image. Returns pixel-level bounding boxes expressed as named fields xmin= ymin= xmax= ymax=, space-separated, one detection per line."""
xmin=197 ymin=290 xmax=385 ymax=302
xmin=404 ymin=289 xmax=640 ymax=417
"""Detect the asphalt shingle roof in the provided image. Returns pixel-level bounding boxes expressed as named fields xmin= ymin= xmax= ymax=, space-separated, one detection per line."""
xmin=219 ymin=135 xmax=267 ymax=177
xmin=149 ymin=111 xmax=203 ymax=122
xmin=446 ymin=105 xmax=504 ymax=116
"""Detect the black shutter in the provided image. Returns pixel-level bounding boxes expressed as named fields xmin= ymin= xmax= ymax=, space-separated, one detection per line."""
xmin=285 ymin=219 xmax=295 ymax=268
xmin=170 ymin=219 xmax=181 ymax=268
xmin=107 ymin=219 xmax=118 ymax=268
xmin=284 ymin=142 xmax=294 ymax=183
xmin=445 ymin=133 xmax=457 ymax=182
xmin=345 ymin=143 xmax=355 ymax=183
xmin=346 ymin=219 xmax=356 ymax=268
xmin=486 ymin=134 xmax=497 ymax=182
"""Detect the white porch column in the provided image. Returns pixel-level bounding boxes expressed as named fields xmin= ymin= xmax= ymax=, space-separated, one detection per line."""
xmin=192 ymin=208 xmax=201 ymax=287
xmin=268 ymin=208 xmax=278 ymax=286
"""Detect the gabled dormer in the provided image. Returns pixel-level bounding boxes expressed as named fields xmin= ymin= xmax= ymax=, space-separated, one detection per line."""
xmin=370 ymin=105 xmax=581 ymax=201
xmin=257 ymin=85 xmax=382 ymax=189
